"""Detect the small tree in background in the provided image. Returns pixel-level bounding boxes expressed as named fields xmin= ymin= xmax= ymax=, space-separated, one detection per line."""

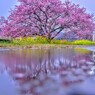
xmin=1 ymin=0 xmax=95 ymax=42
xmin=0 ymin=17 xmax=7 ymax=34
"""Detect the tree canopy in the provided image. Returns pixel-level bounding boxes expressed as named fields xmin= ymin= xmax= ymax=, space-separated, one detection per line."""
xmin=0 ymin=0 xmax=95 ymax=41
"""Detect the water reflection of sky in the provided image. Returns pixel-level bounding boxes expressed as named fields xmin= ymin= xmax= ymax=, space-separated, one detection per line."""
xmin=0 ymin=48 xmax=95 ymax=95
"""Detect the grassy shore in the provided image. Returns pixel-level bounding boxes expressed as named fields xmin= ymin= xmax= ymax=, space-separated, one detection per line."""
xmin=0 ymin=37 xmax=95 ymax=49
xmin=0 ymin=43 xmax=94 ymax=50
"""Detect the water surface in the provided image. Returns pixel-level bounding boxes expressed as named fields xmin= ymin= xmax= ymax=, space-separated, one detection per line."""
xmin=0 ymin=47 xmax=95 ymax=95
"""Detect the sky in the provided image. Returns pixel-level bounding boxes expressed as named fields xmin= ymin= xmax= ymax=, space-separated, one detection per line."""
xmin=0 ymin=0 xmax=18 ymax=17
xmin=0 ymin=0 xmax=95 ymax=17
xmin=71 ymin=0 xmax=95 ymax=15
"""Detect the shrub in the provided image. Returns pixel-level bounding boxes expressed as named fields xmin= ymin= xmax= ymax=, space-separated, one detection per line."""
xmin=12 ymin=36 xmax=49 ymax=45
xmin=35 ymin=36 xmax=49 ymax=44
xmin=50 ymin=39 xmax=72 ymax=44
xmin=72 ymin=40 xmax=95 ymax=45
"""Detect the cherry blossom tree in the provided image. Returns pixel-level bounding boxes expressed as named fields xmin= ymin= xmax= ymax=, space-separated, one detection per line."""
xmin=1 ymin=0 xmax=95 ymax=41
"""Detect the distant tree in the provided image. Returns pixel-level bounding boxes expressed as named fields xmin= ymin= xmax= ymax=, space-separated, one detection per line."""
xmin=0 ymin=17 xmax=6 ymax=34
xmin=1 ymin=0 xmax=95 ymax=42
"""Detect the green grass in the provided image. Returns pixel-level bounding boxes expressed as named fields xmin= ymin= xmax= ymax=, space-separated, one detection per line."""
xmin=0 ymin=36 xmax=95 ymax=47
xmin=12 ymin=37 xmax=73 ymax=45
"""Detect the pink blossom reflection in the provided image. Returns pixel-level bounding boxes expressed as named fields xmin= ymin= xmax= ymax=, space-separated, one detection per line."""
xmin=0 ymin=48 xmax=95 ymax=95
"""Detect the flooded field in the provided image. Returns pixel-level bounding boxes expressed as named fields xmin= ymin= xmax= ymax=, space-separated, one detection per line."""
xmin=0 ymin=47 xmax=95 ymax=95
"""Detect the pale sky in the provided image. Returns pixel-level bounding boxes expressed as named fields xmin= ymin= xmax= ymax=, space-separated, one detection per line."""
xmin=0 ymin=0 xmax=95 ymax=17
xmin=0 ymin=0 xmax=18 ymax=17
xmin=71 ymin=0 xmax=95 ymax=15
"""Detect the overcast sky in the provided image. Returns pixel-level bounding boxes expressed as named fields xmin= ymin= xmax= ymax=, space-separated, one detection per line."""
xmin=0 ymin=0 xmax=95 ymax=17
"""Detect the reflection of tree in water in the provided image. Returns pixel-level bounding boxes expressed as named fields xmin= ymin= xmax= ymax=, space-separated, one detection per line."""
xmin=0 ymin=48 xmax=95 ymax=95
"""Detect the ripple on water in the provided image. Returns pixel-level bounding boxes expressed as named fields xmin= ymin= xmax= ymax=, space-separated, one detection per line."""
xmin=0 ymin=48 xmax=10 ymax=51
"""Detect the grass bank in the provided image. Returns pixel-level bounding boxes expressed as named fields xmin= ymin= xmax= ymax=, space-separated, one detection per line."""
xmin=0 ymin=37 xmax=95 ymax=48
